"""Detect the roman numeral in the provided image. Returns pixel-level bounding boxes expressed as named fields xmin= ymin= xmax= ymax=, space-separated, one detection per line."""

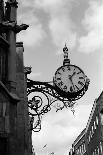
xmin=57 ymin=71 xmax=61 ymax=75
xmin=79 ymin=77 xmax=84 ymax=79
xmin=75 ymin=85 xmax=79 ymax=91
xmin=57 ymin=77 xmax=61 ymax=80
xmin=63 ymin=85 xmax=67 ymax=91
xmin=58 ymin=81 xmax=63 ymax=86
xmin=78 ymin=81 xmax=84 ymax=86
xmin=67 ymin=66 xmax=70 ymax=70
xmin=77 ymin=71 xmax=81 ymax=74
xmin=70 ymin=86 xmax=73 ymax=92
xmin=62 ymin=67 xmax=65 ymax=72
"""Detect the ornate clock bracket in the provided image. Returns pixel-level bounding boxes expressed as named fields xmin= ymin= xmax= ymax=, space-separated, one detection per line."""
xmin=27 ymin=76 xmax=89 ymax=132
xmin=27 ymin=44 xmax=90 ymax=132
xmin=27 ymin=78 xmax=75 ymax=132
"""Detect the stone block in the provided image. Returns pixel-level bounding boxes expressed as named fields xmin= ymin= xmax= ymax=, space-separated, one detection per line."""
xmin=0 ymin=117 xmax=5 ymax=132
xmin=5 ymin=115 xmax=10 ymax=133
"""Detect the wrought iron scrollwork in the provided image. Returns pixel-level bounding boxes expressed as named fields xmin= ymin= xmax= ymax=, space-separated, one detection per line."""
xmin=27 ymin=77 xmax=90 ymax=132
xmin=27 ymin=45 xmax=90 ymax=132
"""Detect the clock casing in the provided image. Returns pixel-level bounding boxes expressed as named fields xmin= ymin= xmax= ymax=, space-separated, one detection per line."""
xmin=53 ymin=64 xmax=87 ymax=100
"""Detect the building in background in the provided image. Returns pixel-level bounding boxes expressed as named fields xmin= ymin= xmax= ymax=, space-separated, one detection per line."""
xmin=69 ymin=91 xmax=103 ymax=155
xmin=0 ymin=0 xmax=32 ymax=155
xmin=72 ymin=128 xmax=86 ymax=155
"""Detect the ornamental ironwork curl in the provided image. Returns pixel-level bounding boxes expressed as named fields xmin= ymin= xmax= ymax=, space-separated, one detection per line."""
xmin=27 ymin=77 xmax=90 ymax=132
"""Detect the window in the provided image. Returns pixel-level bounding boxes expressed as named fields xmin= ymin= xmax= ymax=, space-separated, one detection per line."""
xmin=96 ymin=116 xmax=98 ymax=125
xmin=90 ymin=130 xmax=92 ymax=138
xmin=100 ymin=109 xmax=103 ymax=125
xmin=97 ymin=147 xmax=100 ymax=155
xmin=82 ymin=144 xmax=84 ymax=154
xmin=77 ymin=148 xmax=79 ymax=154
xmin=88 ymin=134 xmax=90 ymax=143
xmin=87 ymin=136 xmax=89 ymax=144
xmin=100 ymin=142 xmax=103 ymax=154
xmin=94 ymin=149 xmax=96 ymax=155
xmin=79 ymin=146 xmax=81 ymax=154
xmin=94 ymin=121 xmax=96 ymax=130
xmin=84 ymin=144 xmax=86 ymax=153
xmin=92 ymin=125 xmax=94 ymax=136
xmin=76 ymin=149 xmax=78 ymax=154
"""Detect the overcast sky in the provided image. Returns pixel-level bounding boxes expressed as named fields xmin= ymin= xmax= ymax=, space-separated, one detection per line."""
xmin=16 ymin=0 xmax=103 ymax=155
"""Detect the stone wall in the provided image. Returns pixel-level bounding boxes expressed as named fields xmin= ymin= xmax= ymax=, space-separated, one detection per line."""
xmin=16 ymin=42 xmax=32 ymax=155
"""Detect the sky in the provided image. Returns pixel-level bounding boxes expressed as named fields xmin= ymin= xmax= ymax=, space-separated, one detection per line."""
xmin=15 ymin=0 xmax=103 ymax=155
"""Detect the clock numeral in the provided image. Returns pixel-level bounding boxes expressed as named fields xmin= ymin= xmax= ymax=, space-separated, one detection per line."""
xmin=63 ymin=85 xmax=67 ymax=91
xmin=67 ymin=66 xmax=70 ymax=70
xmin=57 ymin=77 xmax=61 ymax=81
xmin=75 ymin=85 xmax=79 ymax=91
xmin=62 ymin=67 xmax=65 ymax=72
xmin=57 ymin=71 xmax=61 ymax=75
xmin=78 ymin=81 xmax=84 ymax=86
xmin=73 ymin=68 xmax=76 ymax=72
xmin=77 ymin=71 xmax=81 ymax=74
xmin=70 ymin=86 xmax=74 ymax=92
xmin=58 ymin=81 xmax=64 ymax=86
xmin=79 ymin=77 xmax=84 ymax=79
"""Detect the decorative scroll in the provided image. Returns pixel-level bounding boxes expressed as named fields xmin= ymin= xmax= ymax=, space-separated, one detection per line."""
xmin=27 ymin=77 xmax=90 ymax=132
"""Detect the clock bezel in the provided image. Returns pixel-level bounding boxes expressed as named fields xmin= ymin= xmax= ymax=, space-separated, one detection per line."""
xmin=53 ymin=64 xmax=86 ymax=99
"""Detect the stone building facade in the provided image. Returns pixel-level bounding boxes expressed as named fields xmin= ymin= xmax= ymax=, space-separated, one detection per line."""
xmin=69 ymin=92 xmax=103 ymax=155
xmin=0 ymin=0 xmax=32 ymax=155
xmin=16 ymin=42 xmax=32 ymax=155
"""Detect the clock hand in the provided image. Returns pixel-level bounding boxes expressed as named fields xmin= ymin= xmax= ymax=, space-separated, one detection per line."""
xmin=69 ymin=78 xmax=75 ymax=91
xmin=71 ymin=72 xmax=76 ymax=78
xmin=69 ymin=72 xmax=76 ymax=80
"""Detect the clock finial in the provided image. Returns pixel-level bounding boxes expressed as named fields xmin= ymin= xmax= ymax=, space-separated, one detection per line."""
xmin=63 ymin=43 xmax=70 ymax=66
xmin=63 ymin=43 xmax=68 ymax=59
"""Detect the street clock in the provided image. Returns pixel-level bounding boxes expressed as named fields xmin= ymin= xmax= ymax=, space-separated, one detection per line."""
xmin=27 ymin=44 xmax=90 ymax=132
xmin=53 ymin=44 xmax=90 ymax=101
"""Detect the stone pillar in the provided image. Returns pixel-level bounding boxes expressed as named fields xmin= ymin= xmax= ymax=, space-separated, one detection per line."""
xmin=16 ymin=42 xmax=25 ymax=155
xmin=16 ymin=42 xmax=32 ymax=155
xmin=24 ymin=67 xmax=32 ymax=155
xmin=5 ymin=0 xmax=18 ymax=93
xmin=0 ymin=0 xmax=4 ymax=23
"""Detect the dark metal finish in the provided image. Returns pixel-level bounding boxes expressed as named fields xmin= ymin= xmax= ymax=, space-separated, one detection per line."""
xmin=27 ymin=77 xmax=90 ymax=132
xmin=27 ymin=44 xmax=90 ymax=132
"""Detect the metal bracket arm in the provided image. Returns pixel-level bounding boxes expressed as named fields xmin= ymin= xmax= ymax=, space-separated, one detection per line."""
xmin=27 ymin=78 xmax=75 ymax=132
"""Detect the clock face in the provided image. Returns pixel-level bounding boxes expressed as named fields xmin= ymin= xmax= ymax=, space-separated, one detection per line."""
xmin=53 ymin=65 xmax=86 ymax=93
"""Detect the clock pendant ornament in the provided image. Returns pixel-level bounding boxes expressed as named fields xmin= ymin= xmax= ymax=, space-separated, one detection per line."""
xmin=53 ymin=44 xmax=90 ymax=101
